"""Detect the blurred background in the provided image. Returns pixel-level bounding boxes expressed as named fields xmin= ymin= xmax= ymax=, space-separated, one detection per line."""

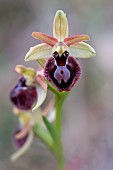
xmin=0 ymin=0 xmax=113 ymax=169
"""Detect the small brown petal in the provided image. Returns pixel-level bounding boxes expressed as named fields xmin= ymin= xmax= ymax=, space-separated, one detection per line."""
xmin=64 ymin=35 xmax=90 ymax=46
xmin=42 ymin=99 xmax=55 ymax=116
xmin=32 ymin=32 xmax=57 ymax=47
xmin=15 ymin=124 xmax=31 ymax=140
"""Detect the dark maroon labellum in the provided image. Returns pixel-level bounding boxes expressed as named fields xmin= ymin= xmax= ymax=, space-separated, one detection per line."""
xmin=14 ymin=128 xmax=28 ymax=148
xmin=44 ymin=51 xmax=81 ymax=92
xmin=10 ymin=77 xmax=37 ymax=110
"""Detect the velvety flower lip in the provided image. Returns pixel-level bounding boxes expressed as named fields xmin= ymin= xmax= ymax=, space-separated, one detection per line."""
xmin=44 ymin=56 xmax=81 ymax=91
xmin=10 ymin=76 xmax=37 ymax=110
xmin=24 ymin=10 xmax=96 ymax=91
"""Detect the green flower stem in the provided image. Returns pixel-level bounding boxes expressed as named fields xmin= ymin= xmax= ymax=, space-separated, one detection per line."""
xmin=47 ymin=82 xmax=69 ymax=170
xmin=55 ymin=147 xmax=65 ymax=170
xmin=34 ymin=82 xmax=69 ymax=170
xmin=55 ymin=92 xmax=68 ymax=170
xmin=55 ymin=95 xmax=63 ymax=135
xmin=33 ymin=124 xmax=54 ymax=150
xmin=47 ymin=81 xmax=60 ymax=96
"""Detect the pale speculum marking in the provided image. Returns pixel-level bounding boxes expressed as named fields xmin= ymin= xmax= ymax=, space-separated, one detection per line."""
xmin=53 ymin=51 xmax=70 ymax=84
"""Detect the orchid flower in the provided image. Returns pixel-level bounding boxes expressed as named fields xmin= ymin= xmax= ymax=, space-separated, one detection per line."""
xmin=11 ymin=99 xmax=55 ymax=162
xmin=10 ymin=65 xmax=47 ymax=111
xmin=25 ymin=10 xmax=96 ymax=92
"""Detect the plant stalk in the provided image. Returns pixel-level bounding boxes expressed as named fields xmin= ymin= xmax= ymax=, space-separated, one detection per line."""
xmin=55 ymin=92 xmax=68 ymax=170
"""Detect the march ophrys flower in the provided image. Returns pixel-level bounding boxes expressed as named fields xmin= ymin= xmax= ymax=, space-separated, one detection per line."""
xmin=25 ymin=10 xmax=96 ymax=91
